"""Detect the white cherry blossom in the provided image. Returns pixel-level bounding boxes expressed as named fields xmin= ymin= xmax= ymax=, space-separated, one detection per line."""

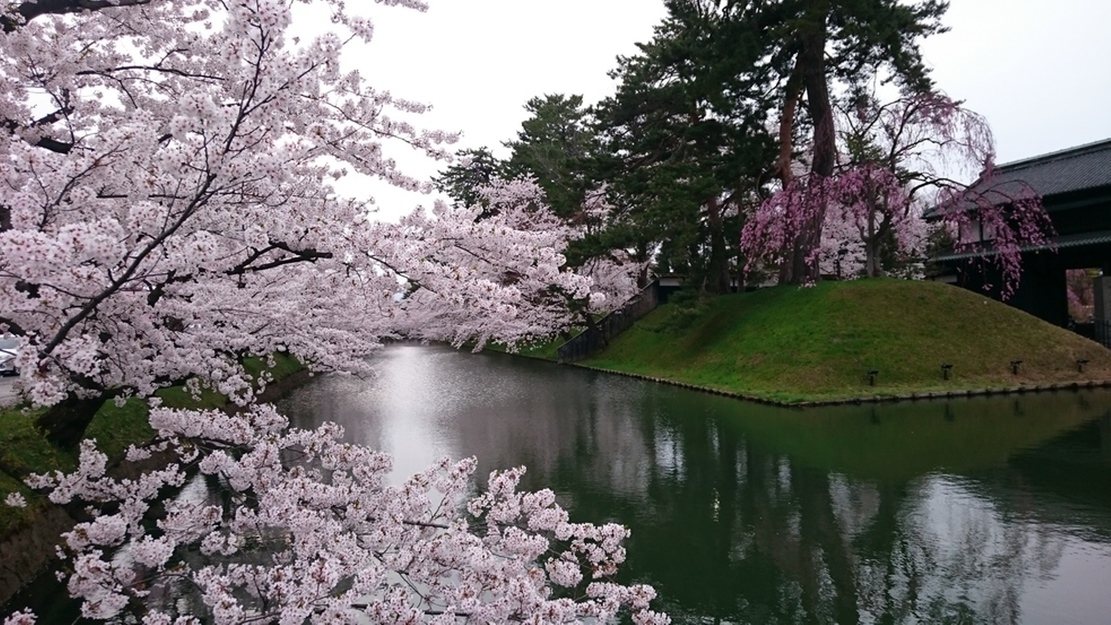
xmin=0 ymin=0 xmax=662 ymax=621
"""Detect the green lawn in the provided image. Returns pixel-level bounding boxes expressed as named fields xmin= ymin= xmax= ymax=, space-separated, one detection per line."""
xmin=584 ymin=279 xmax=1111 ymax=403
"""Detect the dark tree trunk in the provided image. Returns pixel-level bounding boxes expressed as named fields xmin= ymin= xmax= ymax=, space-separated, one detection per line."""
xmin=35 ymin=392 xmax=111 ymax=449
xmin=635 ymin=243 xmax=652 ymax=289
xmin=864 ymin=209 xmax=885 ymax=278
xmin=776 ymin=64 xmax=804 ymax=186
xmin=801 ymin=51 xmax=836 ymax=177
xmin=783 ymin=1 xmax=836 ymax=285
xmin=705 ymin=196 xmax=731 ymax=294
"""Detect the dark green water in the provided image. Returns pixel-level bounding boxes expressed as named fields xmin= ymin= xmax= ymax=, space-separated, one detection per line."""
xmin=7 ymin=344 xmax=1111 ymax=623
xmin=276 ymin=345 xmax=1111 ymax=625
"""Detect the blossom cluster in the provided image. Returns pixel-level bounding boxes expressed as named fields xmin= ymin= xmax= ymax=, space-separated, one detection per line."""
xmin=378 ymin=178 xmax=640 ymax=349
xmin=0 ymin=0 xmax=632 ymax=407
xmin=742 ymin=168 xmax=925 ymax=280
xmin=0 ymin=0 xmax=661 ymax=622
xmin=17 ymin=405 xmax=668 ymax=624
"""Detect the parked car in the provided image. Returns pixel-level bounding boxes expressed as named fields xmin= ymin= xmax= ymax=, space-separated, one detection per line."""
xmin=0 ymin=335 xmax=20 ymax=376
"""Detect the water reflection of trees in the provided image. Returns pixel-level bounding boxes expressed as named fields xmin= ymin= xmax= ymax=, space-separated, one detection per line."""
xmin=281 ymin=348 xmax=1111 ymax=624
xmin=514 ymin=387 xmax=1111 ymax=624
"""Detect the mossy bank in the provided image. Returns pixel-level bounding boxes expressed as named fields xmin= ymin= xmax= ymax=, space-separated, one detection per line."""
xmin=579 ymin=279 xmax=1111 ymax=403
xmin=0 ymin=353 xmax=306 ymax=604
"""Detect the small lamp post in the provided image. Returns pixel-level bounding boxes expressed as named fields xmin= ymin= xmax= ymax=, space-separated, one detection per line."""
xmin=1010 ymin=360 xmax=1023 ymax=375
xmin=941 ymin=363 xmax=953 ymax=381
xmin=1077 ymin=358 xmax=1090 ymax=373
xmin=867 ymin=369 xmax=879 ymax=386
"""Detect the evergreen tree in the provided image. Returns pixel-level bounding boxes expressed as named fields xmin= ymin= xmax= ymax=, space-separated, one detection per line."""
xmin=434 ymin=147 xmax=509 ymax=216
xmin=592 ymin=0 xmax=775 ymax=294
xmin=505 ymin=94 xmax=596 ymax=220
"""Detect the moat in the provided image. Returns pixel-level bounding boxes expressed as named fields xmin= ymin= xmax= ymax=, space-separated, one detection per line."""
xmin=8 ymin=343 xmax=1111 ymax=624
xmin=277 ymin=345 xmax=1111 ymax=624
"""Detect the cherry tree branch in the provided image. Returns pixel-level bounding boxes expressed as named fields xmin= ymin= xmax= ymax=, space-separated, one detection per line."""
xmin=1 ymin=0 xmax=153 ymax=32
xmin=39 ymin=173 xmax=218 ymax=358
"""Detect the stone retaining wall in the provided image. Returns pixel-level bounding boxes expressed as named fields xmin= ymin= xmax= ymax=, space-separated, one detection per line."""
xmin=0 ymin=506 xmax=73 ymax=605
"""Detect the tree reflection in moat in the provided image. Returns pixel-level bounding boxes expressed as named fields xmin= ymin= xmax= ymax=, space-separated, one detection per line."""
xmin=280 ymin=346 xmax=1111 ymax=624
xmin=543 ymin=393 xmax=1111 ymax=624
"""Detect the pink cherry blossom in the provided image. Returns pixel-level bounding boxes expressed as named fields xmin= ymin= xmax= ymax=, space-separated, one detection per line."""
xmin=0 ymin=0 xmax=661 ymax=621
xmin=741 ymin=92 xmax=1052 ymax=292
xmin=22 ymin=405 xmax=666 ymax=623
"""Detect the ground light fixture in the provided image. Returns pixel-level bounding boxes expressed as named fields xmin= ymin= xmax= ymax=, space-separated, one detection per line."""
xmin=1010 ymin=360 xmax=1023 ymax=375
xmin=1077 ymin=358 xmax=1090 ymax=373
xmin=867 ymin=369 xmax=879 ymax=386
xmin=941 ymin=363 xmax=953 ymax=380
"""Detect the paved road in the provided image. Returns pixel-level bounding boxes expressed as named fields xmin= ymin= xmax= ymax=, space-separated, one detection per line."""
xmin=0 ymin=375 xmax=16 ymax=406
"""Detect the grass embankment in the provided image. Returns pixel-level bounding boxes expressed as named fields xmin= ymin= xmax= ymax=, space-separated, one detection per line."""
xmin=583 ymin=279 xmax=1111 ymax=403
xmin=0 ymin=353 xmax=303 ymax=537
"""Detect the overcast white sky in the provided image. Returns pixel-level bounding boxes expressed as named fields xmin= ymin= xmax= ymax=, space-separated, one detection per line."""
xmin=355 ymin=0 xmax=1111 ymax=217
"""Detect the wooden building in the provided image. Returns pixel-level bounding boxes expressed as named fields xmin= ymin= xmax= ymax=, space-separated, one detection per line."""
xmin=929 ymin=138 xmax=1111 ymax=330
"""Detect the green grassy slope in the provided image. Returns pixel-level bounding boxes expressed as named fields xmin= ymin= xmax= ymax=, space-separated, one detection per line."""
xmin=583 ymin=279 xmax=1111 ymax=402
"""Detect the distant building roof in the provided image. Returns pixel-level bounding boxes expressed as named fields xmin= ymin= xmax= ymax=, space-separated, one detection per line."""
xmin=924 ymin=137 xmax=1111 ymax=218
xmin=986 ymin=137 xmax=1111 ymax=197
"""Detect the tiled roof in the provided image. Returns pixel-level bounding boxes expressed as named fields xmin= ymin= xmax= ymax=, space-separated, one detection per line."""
xmin=931 ymin=229 xmax=1111 ymax=262
xmin=923 ymin=138 xmax=1111 ymax=218
xmin=982 ymin=137 xmax=1111 ymax=198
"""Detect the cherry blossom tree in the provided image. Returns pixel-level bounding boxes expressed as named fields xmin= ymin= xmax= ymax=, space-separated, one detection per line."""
xmin=815 ymin=165 xmax=924 ymax=279
xmin=741 ymin=91 xmax=1053 ymax=292
xmin=0 ymin=0 xmax=632 ymax=437
xmin=0 ymin=0 xmax=664 ymax=621
xmin=0 ymin=0 xmax=449 ymax=438
xmin=932 ymin=167 xmax=1055 ymax=299
xmin=877 ymin=94 xmax=1056 ymax=299
xmin=377 ymin=178 xmax=640 ymax=350
xmin=820 ymin=92 xmax=973 ymax=279
xmin=740 ymin=172 xmax=827 ymax=281
xmin=4 ymin=405 xmax=667 ymax=624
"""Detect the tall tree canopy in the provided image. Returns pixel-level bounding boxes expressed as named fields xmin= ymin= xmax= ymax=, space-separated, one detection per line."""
xmin=754 ymin=0 xmax=950 ymax=282
xmin=504 ymin=94 xmax=596 ymax=220
xmin=592 ymin=0 xmax=775 ymax=294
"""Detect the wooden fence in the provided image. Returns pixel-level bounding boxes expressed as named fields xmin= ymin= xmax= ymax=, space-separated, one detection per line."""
xmin=556 ymin=281 xmax=661 ymax=363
